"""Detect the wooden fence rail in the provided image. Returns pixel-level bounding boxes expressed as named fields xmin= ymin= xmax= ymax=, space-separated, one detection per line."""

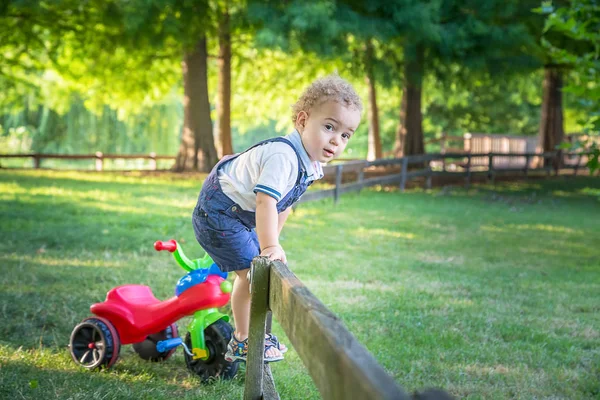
xmin=244 ymin=257 xmax=451 ymax=400
xmin=1 ymin=151 xmax=590 ymax=202
xmin=0 ymin=152 xmax=175 ymax=170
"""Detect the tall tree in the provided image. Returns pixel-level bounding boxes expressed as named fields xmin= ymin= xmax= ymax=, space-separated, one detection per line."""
xmin=149 ymin=2 xmax=219 ymax=171
xmin=540 ymin=0 xmax=600 ymax=172
xmin=538 ymin=66 xmax=565 ymax=153
xmin=365 ymin=39 xmax=382 ymax=160
xmin=394 ymin=43 xmax=425 ymax=156
xmin=215 ymin=1 xmax=233 ymax=157
xmin=535 ymin=0 xmax=598 ymax=156
xmin=532 ymin=1 xmax=570 ymax=155
xmin=177 ymin=38 xmax=218 ymax=171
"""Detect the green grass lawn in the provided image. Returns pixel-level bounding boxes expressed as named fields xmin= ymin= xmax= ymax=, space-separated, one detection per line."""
xmin=1 ymin=170 xmax=599 ymax=399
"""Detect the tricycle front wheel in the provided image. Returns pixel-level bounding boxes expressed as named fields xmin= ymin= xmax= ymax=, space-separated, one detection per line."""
xmin=184 ymin=319 xmax=239 ymax=382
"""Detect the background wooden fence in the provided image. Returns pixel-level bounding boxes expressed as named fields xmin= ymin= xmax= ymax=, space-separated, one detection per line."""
xmin=425 ymin=132 xmax=596 ymax=169
xmin=462 ymin=133 xmax=538 ymax=168
xmin=244 ymin=257 xmax=452 ymax=400
xmin=0 ymin=152 xmax=173 ymax=170
xmin=2 ymin=150 xmax=591 ymax=206
xmin=300 ymin=150 xmax=590 ymax=204
xmin=2 ymin=132 xmax=595 ymax=171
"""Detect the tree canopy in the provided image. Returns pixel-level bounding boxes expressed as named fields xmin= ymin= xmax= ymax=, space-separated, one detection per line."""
xmin=0 ymin=0 xmax=597 ymax=169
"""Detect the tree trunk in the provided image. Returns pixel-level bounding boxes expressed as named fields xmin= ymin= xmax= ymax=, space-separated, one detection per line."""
xmin=538 ymin=66 xmax=564 ymax=166
xmin=394 ymin=45 xmax=424 ymax=157
xmin=365 ymin=39 xmax=381 ymax=161
xmin=175 ymin=37 xmax=218 ymax=172
xmin=216 ymin=2 xmax=233 ymax=157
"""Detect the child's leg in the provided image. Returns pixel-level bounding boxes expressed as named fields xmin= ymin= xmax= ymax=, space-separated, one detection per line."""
xmin=231 ymin=269 xmax=251 ymax=339
xmin=231 ymin=269 xmax=282 ymax=359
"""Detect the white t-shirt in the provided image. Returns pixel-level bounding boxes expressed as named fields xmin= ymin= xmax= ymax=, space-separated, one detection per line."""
xmin=218 ymin=141 xmax=299 ymax=211
xmin=217 ymin=131 xmax=324 ymax=211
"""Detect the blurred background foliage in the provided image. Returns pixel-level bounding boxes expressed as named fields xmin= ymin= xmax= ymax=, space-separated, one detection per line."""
xmin=0 ymin=0 xmax=597 ymax=162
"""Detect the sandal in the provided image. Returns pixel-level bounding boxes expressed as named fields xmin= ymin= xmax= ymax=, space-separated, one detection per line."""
xmin=224 ymin=335 xmax=248 ymax=362
xmin=263 ymin=343 xmax=284 ymax=362
xmin=266 ymin=333 xmax=288 ymax=354
xmin=224 ymin=335 xmax=284 ymax=363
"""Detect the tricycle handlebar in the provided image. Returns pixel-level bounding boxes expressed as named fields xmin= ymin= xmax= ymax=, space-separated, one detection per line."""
xmin=155 ymin=239 xmax=214 ymax=273
xmin=154 ymin=240 xmax=177 ymax=253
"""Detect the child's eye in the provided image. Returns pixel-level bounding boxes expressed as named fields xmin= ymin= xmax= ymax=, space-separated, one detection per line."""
xmin=325 ymin=124 xmax=334 ymax=131
xmin=342 ymin=133 xmax=351 ymax=140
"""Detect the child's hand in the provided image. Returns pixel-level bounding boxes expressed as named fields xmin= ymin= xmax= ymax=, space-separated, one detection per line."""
xmin=261 ymin=244 xmax=287 ymax=264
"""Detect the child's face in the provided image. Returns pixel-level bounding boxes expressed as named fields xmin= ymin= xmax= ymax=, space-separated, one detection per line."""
xmin=296 ymin=100 xmax=361 ymax=163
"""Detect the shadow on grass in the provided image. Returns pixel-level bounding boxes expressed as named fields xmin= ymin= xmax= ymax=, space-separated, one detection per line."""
xmin=0 ymin=357 xmax=244 ymax=400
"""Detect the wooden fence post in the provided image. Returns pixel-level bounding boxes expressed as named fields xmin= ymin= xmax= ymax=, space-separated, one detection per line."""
xmin=502 ymin=137 xmax=510 ymax=167
xmin=425 ymin=163 xmax=432 ymax=190
xmin=465 ymin=154 xmax=472 ymax=189
xmin=524 ymin=154 xmax=530 ymax=179
xmin=265 ymin=309 xmax=273 ymax=335
xmin=573 ymin=154 xmax=582 ymax=176
xmin=333 ymin=165 xmax=343 ymax=204
xmin=487 ymin=153 xmax=494 ymax=183
xmin=400 ymin=157 xmax=408 ymax=192
xmin=464 ymin=133 xmax=472 ymax=152
xmin=356 ymin=163 xmax=365 ymax=196
xmin=244 ymin=257 xmax=271 ymax=400
xmin=95 ymin=152 xmax=104 ymax=171
xmin=441 ymin=132 xmax=447 ymax=172
xmin=33 ymin=154 xmax=41 ymax=169
xmin=357 ymin=167 xmax=365 ymax=185
xmin=149 ymin=152 xmax=157 ymax=170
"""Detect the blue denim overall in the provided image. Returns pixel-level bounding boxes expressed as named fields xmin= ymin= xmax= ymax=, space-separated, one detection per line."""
xmin=192 ymin=137 xmax=312 ymax=272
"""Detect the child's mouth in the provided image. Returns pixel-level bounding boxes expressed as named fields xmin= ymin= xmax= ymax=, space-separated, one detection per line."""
xmin=323 ymin=149 xmax=334 ymax=157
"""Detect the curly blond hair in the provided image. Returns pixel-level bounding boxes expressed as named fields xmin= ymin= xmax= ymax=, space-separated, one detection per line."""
xmin=292 ymin=74 xmax=363 ymax=124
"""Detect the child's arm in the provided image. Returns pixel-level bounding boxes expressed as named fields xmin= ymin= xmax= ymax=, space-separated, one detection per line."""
xmin=256 ymin=192 xmax=287 ymax=263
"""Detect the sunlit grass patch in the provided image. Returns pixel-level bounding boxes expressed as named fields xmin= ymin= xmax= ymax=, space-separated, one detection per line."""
xmin=0 ymin=253 xmax=126 ymax=269
xmin=508 ymin=223 xmax=582 ymax=234
xmin=353 ymin=226 xmax=416 ymax=240
xmin=579 ymin=187 xmax=600 ymax=197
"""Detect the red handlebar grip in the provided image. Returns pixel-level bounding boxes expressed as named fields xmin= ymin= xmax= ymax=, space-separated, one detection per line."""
xmin=154 ymin=239 xmax=177 ymax=252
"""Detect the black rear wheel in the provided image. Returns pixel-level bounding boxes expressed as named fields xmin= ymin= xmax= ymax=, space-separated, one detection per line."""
xmin=132 ymin=323 xmax=179 ymax=361
xmin=184 ymin=319 xmax=239 ymax=382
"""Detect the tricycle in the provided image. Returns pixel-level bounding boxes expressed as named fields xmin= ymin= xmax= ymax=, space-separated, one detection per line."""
xmin=68 ymin=239 xmax=239 ymax=382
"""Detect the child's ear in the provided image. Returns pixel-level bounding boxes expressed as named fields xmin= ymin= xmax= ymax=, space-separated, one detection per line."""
xmin=296 ymin=111 xmax=308 ymax=132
